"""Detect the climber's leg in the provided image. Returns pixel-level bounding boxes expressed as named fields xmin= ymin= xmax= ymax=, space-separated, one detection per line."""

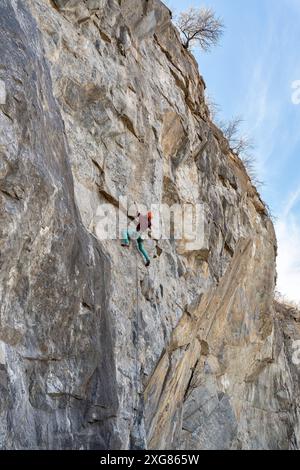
xmin=137 ymin=236 xmax=150 ymax=266
xmin=121 ymin=229 xmax=130 ymax=247
xmin=122 ymin=228 xmax=137 ymax=247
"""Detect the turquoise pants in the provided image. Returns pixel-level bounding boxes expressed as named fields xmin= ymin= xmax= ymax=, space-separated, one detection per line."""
xmin=121 ymin=229 xmax=150 ymax=263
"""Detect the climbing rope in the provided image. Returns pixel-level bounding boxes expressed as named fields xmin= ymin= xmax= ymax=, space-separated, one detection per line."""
xmin=135 ymin=249 xmax=140 ymax=407
xmin=131 ymin=248 xmax=143 ymax=448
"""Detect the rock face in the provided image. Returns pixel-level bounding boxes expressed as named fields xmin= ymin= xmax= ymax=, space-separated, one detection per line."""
xmin=0 ymin=0 xmax=299 ymax=450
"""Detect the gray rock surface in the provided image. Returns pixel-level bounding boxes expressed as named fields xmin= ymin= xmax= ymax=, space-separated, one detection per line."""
xmin=0 ymin=0 xmax=299 ymax=449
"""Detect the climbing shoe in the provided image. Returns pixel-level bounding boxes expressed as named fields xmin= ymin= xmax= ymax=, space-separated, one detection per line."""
xmin=145 ymin=260 xmax=150 ymax=267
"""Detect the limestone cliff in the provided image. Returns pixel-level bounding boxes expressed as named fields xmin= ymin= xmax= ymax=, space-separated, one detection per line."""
xmin=0 ymin=0 xmax=299 ymax=450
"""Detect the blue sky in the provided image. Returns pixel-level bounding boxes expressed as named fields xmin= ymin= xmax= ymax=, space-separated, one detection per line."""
xmin=165 ymin=0 xmax=300 ymax=302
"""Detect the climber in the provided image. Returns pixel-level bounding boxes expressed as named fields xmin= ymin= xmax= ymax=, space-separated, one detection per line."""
xmin=121 ymin=210 xmax=153 ymax=267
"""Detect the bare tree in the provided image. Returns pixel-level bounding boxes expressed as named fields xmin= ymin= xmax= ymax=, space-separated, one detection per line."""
xmin=205 ymin=94 xmax=220 ymax=120
xmin=275 ymin=291 xmax=300 ymax=310
xmin=219 ymin=116 xmax=254 ymax=156
xmin=176 ymin=7 xmax=224 ymax=51
xmin=218 ymin=116 xmax=264 ymax=187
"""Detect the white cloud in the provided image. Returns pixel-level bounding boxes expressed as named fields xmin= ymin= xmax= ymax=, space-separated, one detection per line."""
xmin=291 ymin=80 xmax=300 ymax=105
xmin=283 ymin=187 xmax=300 ymax=217
xmin=240 ymin=2 xmax=300 ymax=182
xmin=276 ymin=187 xmax=300 ymax=303
xmin=276 ymin=216 xmax=300 ymax=303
